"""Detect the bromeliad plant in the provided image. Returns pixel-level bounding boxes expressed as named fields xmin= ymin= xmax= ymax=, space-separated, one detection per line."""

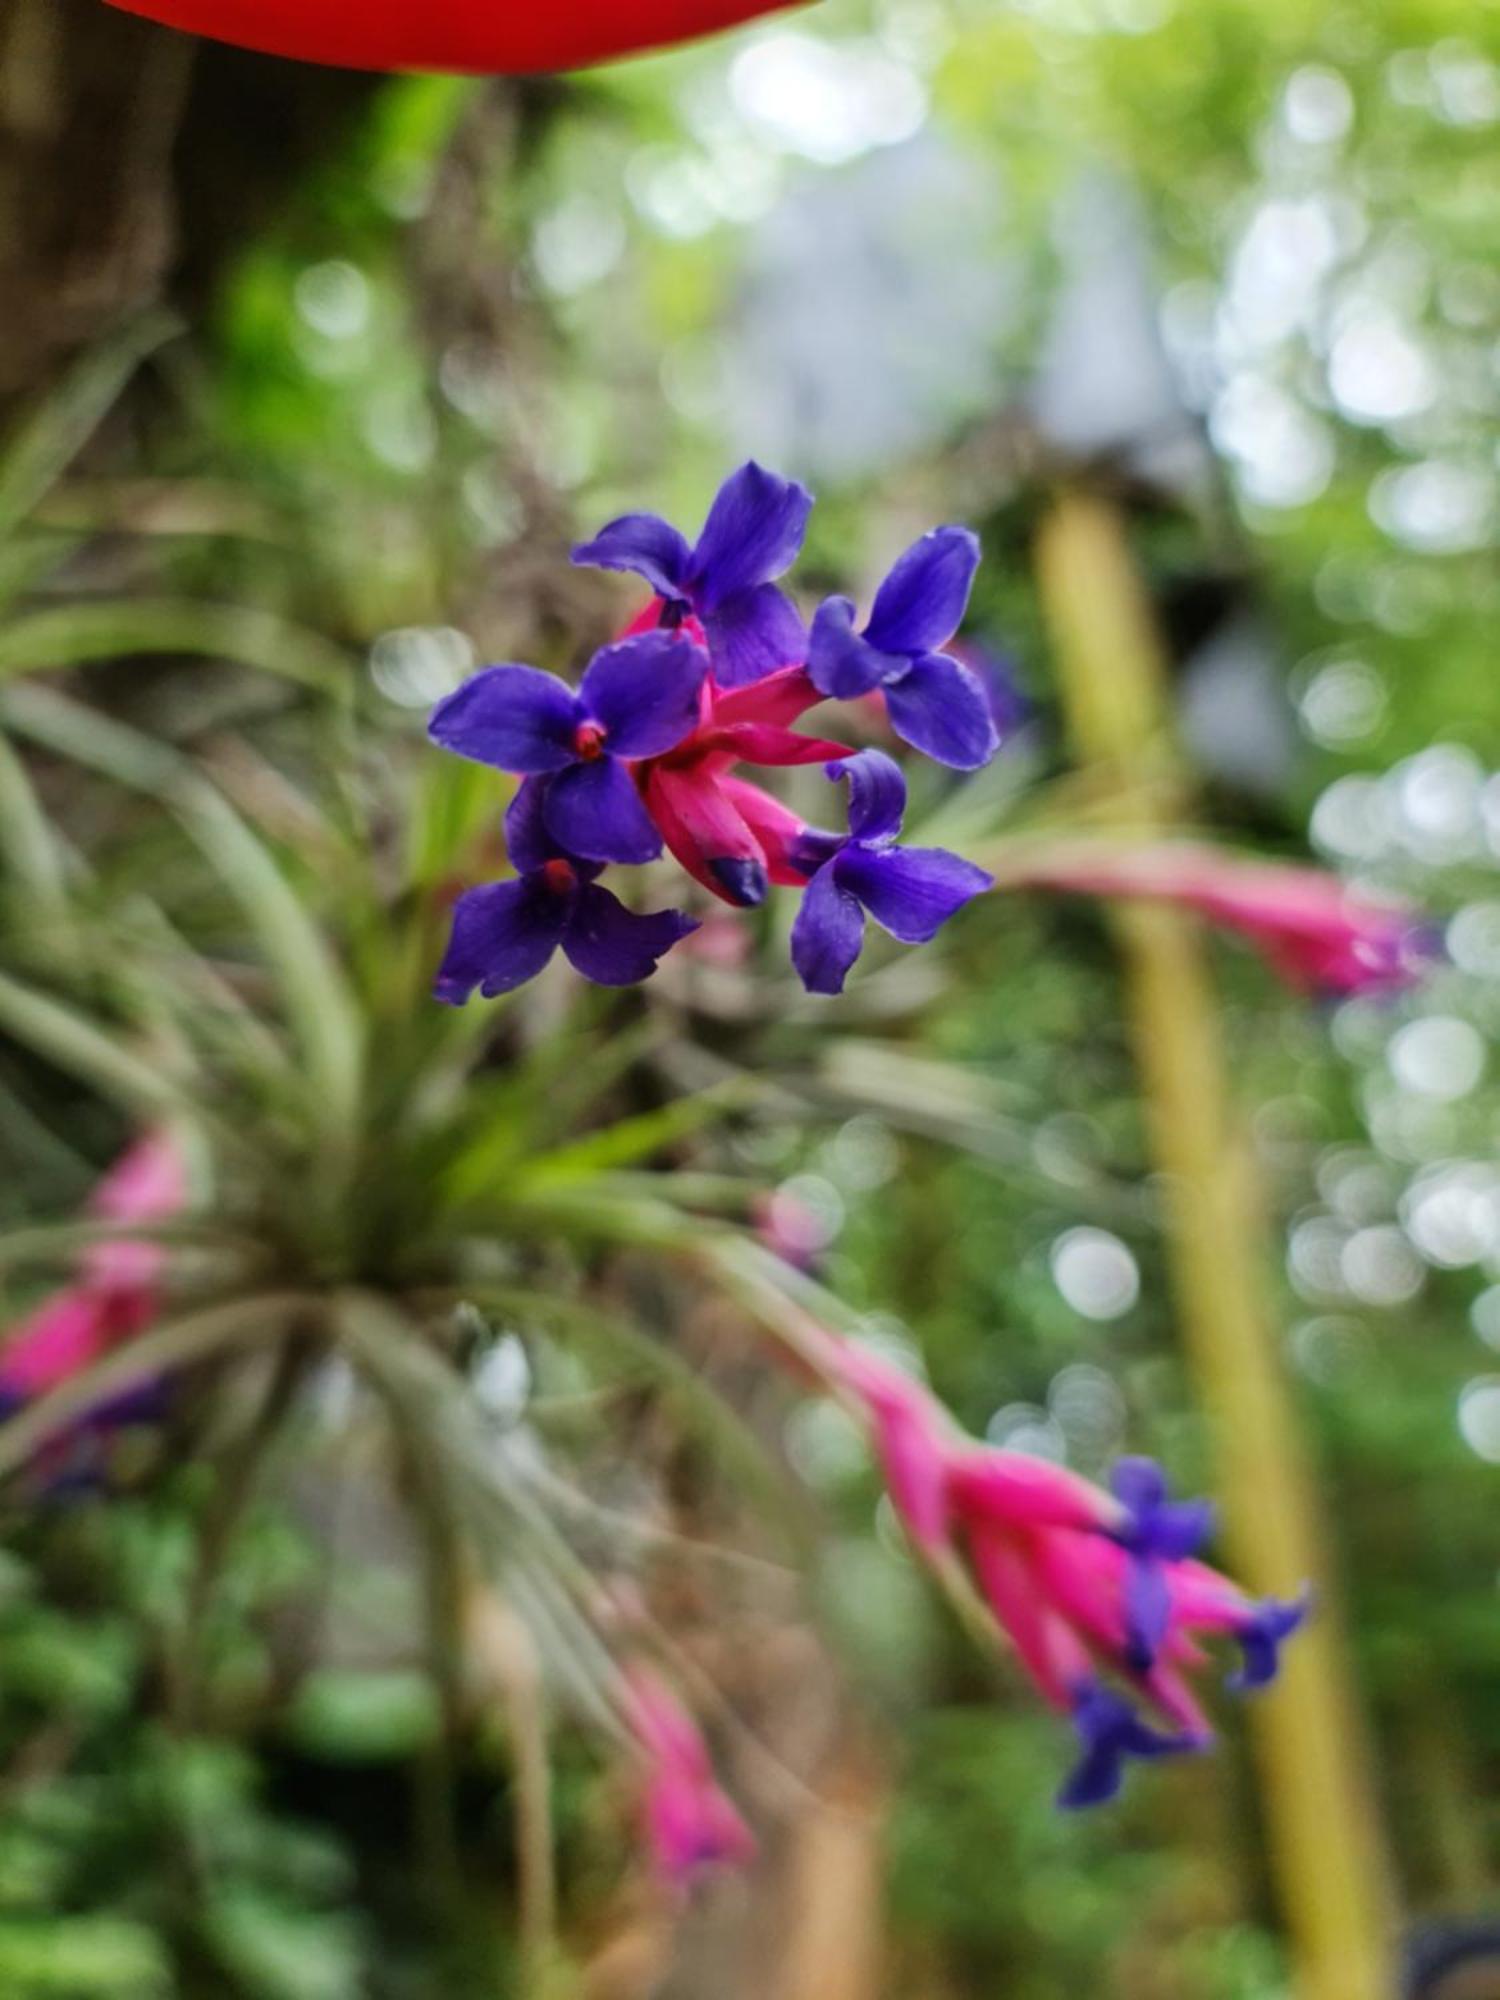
xmin=0 ymin=407 xmax=1431 ymax=1945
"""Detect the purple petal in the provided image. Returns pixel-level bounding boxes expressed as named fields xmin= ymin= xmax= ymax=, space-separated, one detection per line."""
xmin=1122 ymin=1557 xmax=1172 ymax=1672
xmin=562 ymin=884 xmax=698 ymax=986
xmin=1228 ymin=1591 xmax=1312 ymax=1692
xmin=503 ymin=777 xmax=561 ymax=874
xmin=828 ymin=749 xmax=905 ymax=845
xmin=708 ymin=858 xmax=769 ymax=907
xmin=570 ymin=513 xmax=692 ymax=600
xmin=433 ymin=878 xmax=570 ymax=1003
xmin=543 ymin=757 xmax=662 ymax=865
xmin=703 ymin=583 xmax=808 ymax=689
xmin=429 ymin=665 xmax=580 ymax=775
xmin=806 ymin=596 xmax=905 ymax=700
xmin=1112 ymin=1457 xmax=1215 ymax=1562
xmin=1057 ymin=1682 xmax=1203 ymax=1811
xmin=835 ymin=844 xmax=991 ymax=944
xmin=579 ymin=632 xmax=706 ymax=757
xmin=688 ymin=462 xmax=812 ymax=611
xmin=790 ymin=862 xmax=867 ymax=995
xmin=864 ymin=526 xmax=980 ymax=656
xmin=1111 ymin=1456 xmax=1165 ymax=1520
xmin=884 ymin=652 xmax=1000 ymax=772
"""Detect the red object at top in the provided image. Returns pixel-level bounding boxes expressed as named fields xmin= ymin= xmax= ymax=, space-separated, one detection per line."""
xmin=102 ymin=0 xmax=800 ymax=73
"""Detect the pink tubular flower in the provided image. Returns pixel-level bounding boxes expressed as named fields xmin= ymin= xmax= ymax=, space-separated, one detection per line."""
xmin=622 ymin=1667 xmax=755 ymax=1889
xmin=1008 ymin=842 xmax=1432 ymax=996
xmin=0 ymin=1131 xmax=187 ymax=1413
xmin=638 ymin=664 xmax=851 ymax=909
xmin=819 ymin=1336 xmax=1308 ymax=1808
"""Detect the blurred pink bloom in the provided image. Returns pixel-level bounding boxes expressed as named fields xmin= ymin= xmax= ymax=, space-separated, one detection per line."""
xmin=819 ymin=1332 xmax=1308 ymax=1806
xmin=623 ymin=1667 xmax=755 ymax=1889
xmin=0 ymin=1131 xmax=187 ymax=1406
xmin=1011 ymin=843 xmax=1431 ymax=996
xmin=824 ymin=1340 xmax=954 ymax=1555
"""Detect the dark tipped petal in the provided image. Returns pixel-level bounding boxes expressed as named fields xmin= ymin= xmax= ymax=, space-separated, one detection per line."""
xmin=689 ymin=461 xmax=812 ymax=610
xmin=562 ymin=884 xmax=697 ymax=986
xmin=883 ymin=651 xmax=1000 ymax=771
xmin=865 ymin=525 xmax=981 ymax=656
xmin=828 ymin=748 xmax=906 ymax=844
xmin=570 ymin=512 xmax=692 ymax=600
xmin=708 ymin=857 xmax=769 ymax=907
xmin=835 ymin=843 xmax=992 ymax=945
xmin=702 ymin=583 xmax=808 ymax=689
xmin=429 ymin=664 xmax=580 ymax=775
xmin=643 ymin=765 xmax=765 ymax=901
xmin=579 ymin=632 xmax=706 ymax=757
xmin=433 ymin=878 xmax=570 ymax=1003
xmin=716 ymin=777 xmax=820 ymax=887
xmin=1228 ymin=1590 xmax=1312 ymax=1692
xmin=543 ymin=758 xmax=662 ymax=865
xmin=806 ymin=595 xmax=904 ymax=700
xmin=790 ymin=862 xmax=866 ymax=995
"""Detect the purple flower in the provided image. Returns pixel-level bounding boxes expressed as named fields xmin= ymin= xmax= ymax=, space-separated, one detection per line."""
xmin=1228 ymin=1591 xmax=1312 ymax=1692
xmin=789 ymin=750 xmax=992 ymax=995
xmin=429 ymin=632 xmax=705 ymax=865
xmin=1057 ymin=1680 xmax=1205 ymax=1811
xmin=1110 ymin=1457 xmax=1215 ymax=1671
xmin=807 ymin=528 xmax=999 ymax=771
xmin=572 ymin=462 xmax=812 ymax=689
xmin=434 ymin=783 xmax=697 ymax=1002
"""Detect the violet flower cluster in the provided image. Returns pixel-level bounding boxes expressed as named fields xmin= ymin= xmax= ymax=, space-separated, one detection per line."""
xmin=428 ymin=463 xmax=998 ymax=1002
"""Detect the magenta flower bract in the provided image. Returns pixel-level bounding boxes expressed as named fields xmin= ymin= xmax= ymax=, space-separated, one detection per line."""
xmin=0 ymin=1132 xmax=189 ymax=1487
xmin=622 ymin=1667 xmax=755 ymax=1890
xmin=1011 ymin=843 xmax=1432 ymax=996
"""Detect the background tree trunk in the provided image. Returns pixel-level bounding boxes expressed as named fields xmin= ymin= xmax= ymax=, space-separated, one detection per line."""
xmin=0 ymin=0 xmax=376 ymax=412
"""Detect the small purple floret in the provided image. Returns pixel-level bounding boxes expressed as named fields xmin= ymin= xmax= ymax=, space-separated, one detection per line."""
xmin=1228 ymin=1590 xmax=1312 ymax=1692
xmin=1110 ymin=1457 xmax=1215 ymax=1670
xmin=434 ymin=781 xmax=696 ymax=1002
xmin=1057 ymin=1680 xmax=1206 ymax=1810
xmin=572 ymin=461 xmax=812 ymax=688
xmin=428 ymin=633 xmax=703 ymax=864
xmin=806 ymin=528 xmax=999 ymax=771
xmin=788 ymin=751 xmax=992 ymax=995
xmin=708 ymin=857 xmax=769 ymax=907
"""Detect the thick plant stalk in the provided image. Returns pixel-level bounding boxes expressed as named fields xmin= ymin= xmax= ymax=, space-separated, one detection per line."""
xmin=1034 ymin=489 xmax=1395 ymax=2000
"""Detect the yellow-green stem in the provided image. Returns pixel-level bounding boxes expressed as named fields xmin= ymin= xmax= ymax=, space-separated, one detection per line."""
xmin=1034 ymin=488 xmax=1396 ymax=2000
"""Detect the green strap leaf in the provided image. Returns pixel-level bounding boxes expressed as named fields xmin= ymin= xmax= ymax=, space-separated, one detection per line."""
xmin=0 ymin=685 xmax=364 ymax=1135
xmin=0 ymin=599 xmax=352 ymax=698
xmin=0 ymin=312 xmax=178 ymax=545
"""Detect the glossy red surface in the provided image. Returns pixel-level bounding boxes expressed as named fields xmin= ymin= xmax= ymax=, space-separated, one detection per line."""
xmin=103 ymin=0 xmax=799 ymax=73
